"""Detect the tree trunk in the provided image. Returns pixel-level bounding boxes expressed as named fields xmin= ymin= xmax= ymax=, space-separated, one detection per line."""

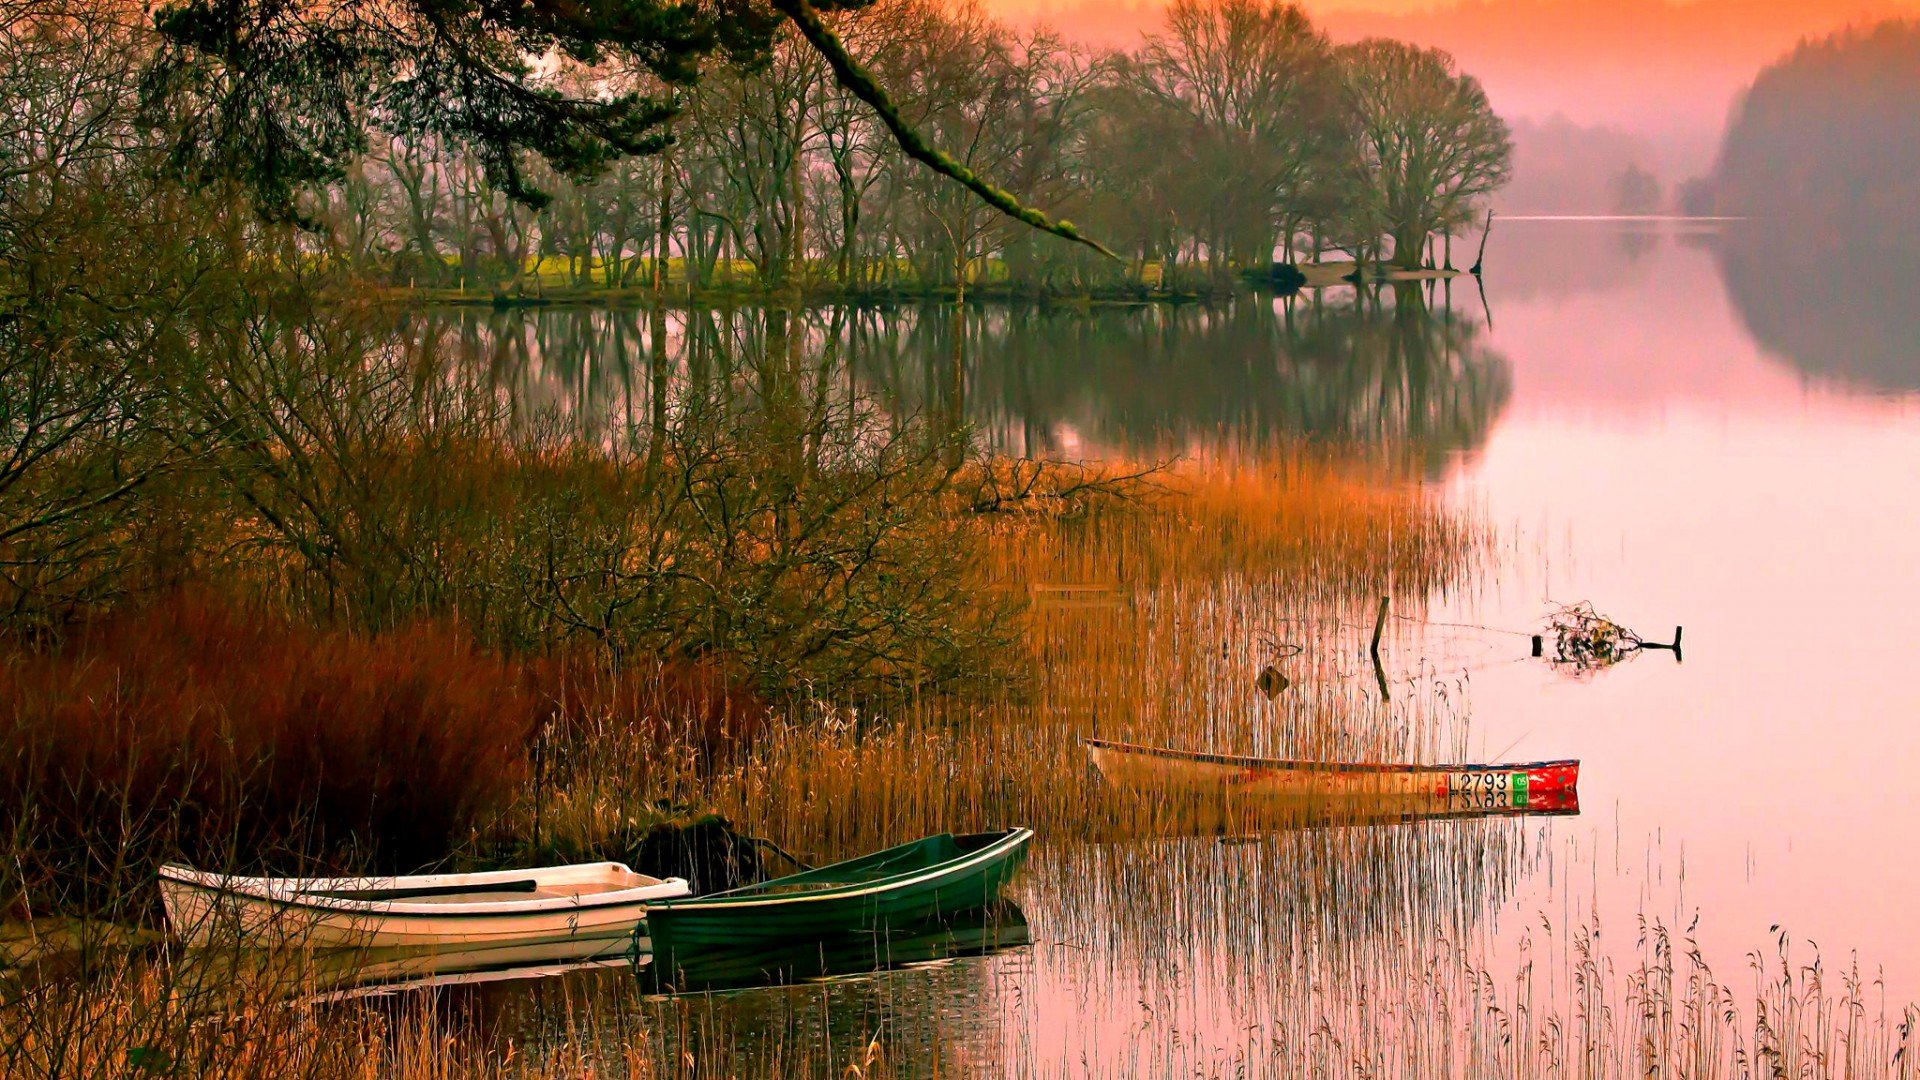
xmin=653 ymin=128 xmax=674 ymax=292
xmin=1391 ymin=226 xmax=1428 ymax=270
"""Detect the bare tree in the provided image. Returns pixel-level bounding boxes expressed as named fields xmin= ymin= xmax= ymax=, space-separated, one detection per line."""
xmin=868 ymin=2 xmax=1094 ymax=295
xmin=1119 ymin=0 xmax=1346 ymax=279
xmin=678 ymin=34 xmax=828 ymax=289
xmin=0 ymin=0 xmax=213 ymax=622
xmin=1341 ymin=39 xmax=1512 ymax=269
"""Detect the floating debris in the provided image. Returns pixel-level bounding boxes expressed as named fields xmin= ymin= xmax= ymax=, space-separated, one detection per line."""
xmin=1543 ymin=602 xmax=1682 ymax=676
xmin=1255 ymin=666 xmax=1291 ymax=699
xmin=1251 ymin=636 xmax=1303 ymax=699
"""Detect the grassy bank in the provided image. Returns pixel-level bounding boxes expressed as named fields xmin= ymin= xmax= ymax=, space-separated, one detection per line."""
xmin=664 ymin=448 xmax=1489 ymax=859
xmin=0 ymin=442 xmax=1465 ymax=905
xmin=362 ymin=256 xmax=1464 ymax=310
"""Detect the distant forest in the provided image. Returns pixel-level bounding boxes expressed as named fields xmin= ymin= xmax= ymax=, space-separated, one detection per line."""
xmin=1707 ymin=18 xmax=1920 ymax=239
xmin=280 ymin=0 xmax=1512 ymax=294
xmin=1707 ymin=19 xmax=1920 ymax=392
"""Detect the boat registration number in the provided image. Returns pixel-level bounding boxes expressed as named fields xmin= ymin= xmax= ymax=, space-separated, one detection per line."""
xmin=1448 ymin=771 xmax=1529 ymax=808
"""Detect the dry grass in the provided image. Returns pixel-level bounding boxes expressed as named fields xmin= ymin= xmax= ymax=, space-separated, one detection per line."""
xmin=0 ymin=594 xmax=771 ymax=917
xmin=630 ymin=446 xmax=1488 ymax=860
xmin=7 ymin=446 xmax=1916 ymax=1078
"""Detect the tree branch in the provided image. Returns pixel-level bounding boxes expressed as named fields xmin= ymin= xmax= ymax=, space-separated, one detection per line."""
xmin=771 ymin=0 xmax=1119 ymax=260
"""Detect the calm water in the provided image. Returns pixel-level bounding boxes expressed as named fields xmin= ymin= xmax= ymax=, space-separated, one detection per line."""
xmin=401 ymin=219 xmax=1920 ymax=1072
xmin=1437 ymin=218 xmax=1920 ymax=1001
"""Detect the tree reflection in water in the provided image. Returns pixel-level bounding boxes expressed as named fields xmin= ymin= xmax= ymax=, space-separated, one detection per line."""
xmin=1718 ymin=224 xmax=1920 ymax=395
xmin=848 ymin=285 xmax=1511 ymax=474
xmin=402 ymin=286 xmax=1512 ymax=474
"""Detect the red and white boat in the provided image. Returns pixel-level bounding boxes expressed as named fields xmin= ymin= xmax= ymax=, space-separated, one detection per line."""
xmin=1084 ymin=738 xmax=1579 ymax=816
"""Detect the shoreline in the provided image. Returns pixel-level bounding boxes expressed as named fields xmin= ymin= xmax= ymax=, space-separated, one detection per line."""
xmin=364 ymin=262 xmax=1471 ymax=310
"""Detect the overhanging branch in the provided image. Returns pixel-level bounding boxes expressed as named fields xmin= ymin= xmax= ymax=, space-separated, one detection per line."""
xmin=771 ymin=0 xmax=1119 ymax=260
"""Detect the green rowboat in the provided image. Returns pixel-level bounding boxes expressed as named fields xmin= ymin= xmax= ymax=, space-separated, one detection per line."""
xmin=643 ymin=828 xmax=1032 ymax=977
xmin=641 ymin=901 xmax=1030 ymax=992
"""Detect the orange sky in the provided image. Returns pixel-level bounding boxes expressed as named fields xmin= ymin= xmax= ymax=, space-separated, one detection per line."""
xmin=985 ymin=0 xmax=1920 ymax=174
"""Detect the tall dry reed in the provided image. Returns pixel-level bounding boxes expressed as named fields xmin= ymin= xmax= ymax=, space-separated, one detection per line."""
xmin=604 ymin=446 xmax=1490 ymax=862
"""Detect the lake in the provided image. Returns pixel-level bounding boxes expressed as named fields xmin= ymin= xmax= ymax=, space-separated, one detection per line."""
xmin=394 ymin=218 xmax=1920 ymax=1075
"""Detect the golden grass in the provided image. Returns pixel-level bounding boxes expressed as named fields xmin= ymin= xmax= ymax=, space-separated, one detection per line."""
xmin=10 ymin=445 xmax=1917 ymax=1078
xmin=632 ymin=446 xmax=1489 ymax=859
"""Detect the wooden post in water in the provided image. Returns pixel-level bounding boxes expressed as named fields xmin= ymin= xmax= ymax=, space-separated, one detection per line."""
xmin=1470 ymin=210 xmax=1495 ymax=276
xmin=1641 ymin=626 xmax=1685 ymax=660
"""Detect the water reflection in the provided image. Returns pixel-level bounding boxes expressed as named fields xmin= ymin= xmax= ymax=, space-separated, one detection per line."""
xmin=1718 ymin=224 xmax=1920 ymax=393
xmin=1431 ymin=216 xmax=1920 ymax=1005
xmin=1019 ymin=818 xmax=1549 ymax=1075
xmin=288 ymin=807 xmax=1543 ymax=1074
xmin=641 ymin=901 xmax=1030 ymax=994
xmin=404 ymin=287 xmax=1513 ymax=470
xmin=311 ymin=907 xmax=1024 ymax=1076
xmin=1096 ymin=786 xmax=1580 ymax=839
xmin=843 ymin=288 xmax=1511 ymax=469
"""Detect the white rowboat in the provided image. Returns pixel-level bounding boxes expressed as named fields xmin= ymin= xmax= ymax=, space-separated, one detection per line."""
xmin=158 ymin=862 xmax=690 ymax=954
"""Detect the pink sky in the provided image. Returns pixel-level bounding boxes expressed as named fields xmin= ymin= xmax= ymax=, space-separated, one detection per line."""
xmin=986 ymin=0 xmax=1920 ymax=174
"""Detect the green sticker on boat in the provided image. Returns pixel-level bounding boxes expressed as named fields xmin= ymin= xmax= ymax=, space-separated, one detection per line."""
xmin=1512 ymin=773 xmax=1529 ymax=807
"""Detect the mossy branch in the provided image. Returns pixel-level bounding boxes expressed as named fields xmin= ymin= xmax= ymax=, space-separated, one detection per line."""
xmin=772 ymin=0 xmax=1119 ymax=260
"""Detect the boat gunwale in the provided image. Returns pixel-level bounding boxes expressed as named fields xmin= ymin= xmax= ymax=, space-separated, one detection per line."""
xmin=647 ymin=828 xmax=1033 ymax=914
xmin=1084 ymin=738 xmax=1578 ymax=775
xmin=157 ymin=864 xmax=690 ymax=919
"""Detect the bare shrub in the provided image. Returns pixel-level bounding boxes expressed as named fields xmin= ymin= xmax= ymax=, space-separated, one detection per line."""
xmin=0 ymin=593 xmax=537 ymax=913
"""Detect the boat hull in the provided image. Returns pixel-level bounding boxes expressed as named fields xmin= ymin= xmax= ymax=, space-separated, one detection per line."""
xmin=158 ymin=863 xmax=688 ymax=953
xmin=1085 ymin=739 xmax=1579 ymax=815
xmin=643 ymin=901 xmax=1031 ymax=992
xmin=645 ymin=829 xmax=1032 ymax=979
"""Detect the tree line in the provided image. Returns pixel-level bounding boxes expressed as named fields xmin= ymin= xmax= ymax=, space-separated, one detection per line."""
xmin=303 ymin=0 xmax=1513 ymax=296
xmin=1703 ymin=18 xmax=1920 ymax=242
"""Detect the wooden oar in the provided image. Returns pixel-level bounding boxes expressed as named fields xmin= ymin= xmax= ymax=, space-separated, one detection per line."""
xmin=303 ymin=879 xmax=540 ymax=902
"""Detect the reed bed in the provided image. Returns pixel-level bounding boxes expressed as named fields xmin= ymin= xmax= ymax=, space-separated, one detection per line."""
xmin=474 ymin=444 xmax=1920 ymax=1078
xmin=8 ymin=446 xmax=1916 ymax=1078
xmin=567 ymin=446 xmax=1493 ymax=862
xmin=11 ymin=856 xmax=1914 ymax=1078
xmin=567 ymin=832 xmax=1920 ymax=1078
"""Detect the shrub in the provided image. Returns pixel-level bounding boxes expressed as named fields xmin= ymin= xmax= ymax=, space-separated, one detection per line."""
xmin=0 ymin=594 xmax=538 ymax=915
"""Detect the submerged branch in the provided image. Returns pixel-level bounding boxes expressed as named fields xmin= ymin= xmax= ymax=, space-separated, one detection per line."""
xmin=963 ymin=458 xmax=1168 ymax=516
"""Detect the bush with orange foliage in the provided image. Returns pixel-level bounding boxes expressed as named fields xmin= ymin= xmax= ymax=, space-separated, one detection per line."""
xmin=0 ymin=595 xmax=539 ymax=914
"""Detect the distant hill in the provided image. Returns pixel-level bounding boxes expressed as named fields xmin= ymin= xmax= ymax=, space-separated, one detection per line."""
xmin=1709 ymin=19 xmax=1920 ymax=240
xmin=1707 ymin=21 xmax=1920 ymax=392
xmin=1315 ymin=0 xmax=1917 ymax=180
